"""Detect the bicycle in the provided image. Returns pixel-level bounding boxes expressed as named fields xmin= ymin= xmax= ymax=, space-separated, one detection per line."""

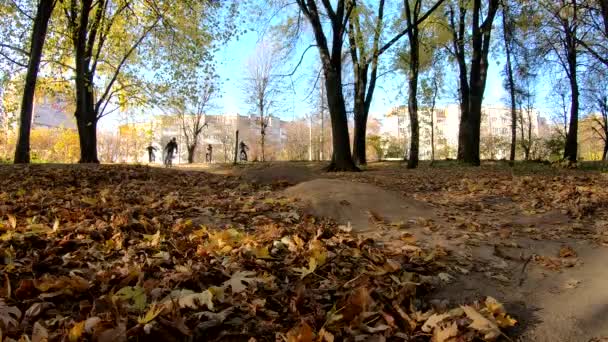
xmin=164 ymin=152 xmax=174 ymax=168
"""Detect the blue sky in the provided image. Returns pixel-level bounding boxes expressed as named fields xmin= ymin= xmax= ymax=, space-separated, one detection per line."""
xmin=213 ymin=30 xmax=553 ymax=120
xmin=101 ymin=19 xmax=558 ymax=130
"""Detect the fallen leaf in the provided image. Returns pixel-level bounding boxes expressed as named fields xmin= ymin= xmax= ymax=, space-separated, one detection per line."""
xmin=318 ymin=328 xmax=334 ymax=342
xmin=30 ymin=322 xmax=48 ymax=342
xmin=438 ymin=272 xmax=454 ymax=283
xmin=69 ymin=321 xmax=85 ymax=342
xmin=342 ymin=287 xmax=373 ymax=322
xmin=161 ymin=289 xmax=214 ymax=311
xmin=0 ymin=299 xmax=21 ymax=330
xmin=461 ymin=305 xmax=501 ymax=340
xmin=286 ymin=321 xmax=314 ymax=342
xmin=564 ymin=279 xmax=581 ymax=289
xmin=433 ymin=321 xmax=459 ymax=342
xmin=114 ymin=286 xmax=147 ymax=312
xmin=422 ymin=313 xmax=451 ymax=333
xmin=223 ymin=271 xmax=262 ymax=293
xmin=559 ymin=245 xmax=577 ymax=258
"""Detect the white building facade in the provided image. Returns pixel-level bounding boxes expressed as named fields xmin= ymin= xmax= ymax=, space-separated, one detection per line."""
xmin=383 ymin=104 xmax=543 ymax=160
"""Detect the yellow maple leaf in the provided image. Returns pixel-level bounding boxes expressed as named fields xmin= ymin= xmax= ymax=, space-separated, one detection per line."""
xmin=68 ymin=321 xmax=85 ymax=342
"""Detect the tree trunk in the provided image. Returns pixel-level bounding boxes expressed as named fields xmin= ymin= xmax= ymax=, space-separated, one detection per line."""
xmin=405 ymin=1 xmax=420 ymax=169
xmin=430 ymin=77 xmax=438 ymax=164
xmin=352 ymin=113 xmax=367 ymax=165
xmin=325 ymin=68 xmax=358 ymax=172
xmin=459 ymin=0 xmax=498 ymax=166
xmin=600 ymin=0 xmax=608 ymax=35
xmin=187 ymin=144 xmax=196 ymax=164
xmin=603 ymin=143 xmax=608 ymax=161
xmin=234 ymin=130 xmax=238 ymax=164
xmin=319 ymin=84 xmax=325 ymax=161
xmin=450 ymin=4 xmax=469 ymax=161
xmin=564 ymin=26 xmax=579 ymax=162
xmin=76 ymin=116 xmax=99 ymax=163
xmin=72 ymin=0 xmax=99 ymax=163
xmin=309 ymin=115 xmax=313 ymax=161
xmin=503 ymin=7 xmax=517 ymax=163
xmin=352 ymin=68 xmax=369 ymax=165
xmin=14 ymin=0 xmax=55 ymax=164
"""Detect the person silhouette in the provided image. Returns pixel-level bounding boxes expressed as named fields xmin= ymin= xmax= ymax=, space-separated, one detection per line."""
xmin=146 ymin=144 xmax=158 ymax=163
xmin=206 ymin=144 xmax=213 ymax=163
xmin=239 ymin=141 xmax=248 ymax=162
xmin=164 ymin=138 xmax=178 ymax=167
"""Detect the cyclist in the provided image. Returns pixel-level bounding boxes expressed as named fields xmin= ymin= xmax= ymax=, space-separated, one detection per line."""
xmin=146 ymin=144 xmax=158 ymax=163
xmin=205 ymin=144 xmax=213 ymax=163
xmin=164 ymin=138 xmax=178 ymax=167
xmin=239 ymin=141 xmax=249 ymax=162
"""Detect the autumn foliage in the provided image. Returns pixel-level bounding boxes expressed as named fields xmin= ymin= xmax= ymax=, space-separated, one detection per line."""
xmin=0 ymin=165 xmax=523 ymax=341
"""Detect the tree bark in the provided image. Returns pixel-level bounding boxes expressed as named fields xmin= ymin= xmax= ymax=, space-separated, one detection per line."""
xmin=76 ymin=117 xmax=98 ymax=163
xmin=71 ymin=0 xmax=100 ymax=163
xmin=325 ymin=67 xmax=358 ymax=171
xmin=352 ymin=68 xmax=369 ymax=165
xmin=297 ymin=0 xmax=358 ymax=172
xmin=563 ymin=0 xmax=579 ymax=162
xmin=502 ymin=5 xmax=517 ymax=162
xmin=457 ymin=0 xmax=499 ymax=165
xmin=187 ymin=144 xmax=196 ymax=164
xmin=450 ymin=4 xmax=469 ymax=160
xmin=14 ymin=0 xmax=55 ymax=164
xmin=599 ymin=0 xmax=608 ymax=35
xmin=406 ymin=0 xmax=421 ymax=169
xmin=430 ymin=76 xmax=438 ymax=164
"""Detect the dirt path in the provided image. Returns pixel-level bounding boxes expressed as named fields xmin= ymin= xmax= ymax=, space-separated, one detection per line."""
xmin=242 ymin=162 xmax=608 ymax=341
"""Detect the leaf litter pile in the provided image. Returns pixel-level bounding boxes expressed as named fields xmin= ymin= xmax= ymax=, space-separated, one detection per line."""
xmin=0 ymin=165 xmax=517 ymax=341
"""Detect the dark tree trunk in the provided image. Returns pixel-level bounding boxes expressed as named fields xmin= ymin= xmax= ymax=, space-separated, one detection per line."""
xmin=352 ymin=68 xmax=369 ymax=165
xmin=563 ymin=2 xmax=579 ymax=163
xmin=325 ymin=68 xmax=358 ymax=171
xmin=14 ymin=0 xmax=55 ymax=164
xmin=603 ymin=113 xmax=608 ymax=161
xmin=187 ymin=144 xmax=196 ymax=164
xmin=600 ymin=0 xmax=608 ymax=35
xmin=458 ymin=0 xmax=499 ymax=166
xmin=297 ymin=0 xmax=358 ymax=172
xmin=352 ymin=116 xmax=367 ymax=165
xmin=564 ymin=75 xmax=579 ymax=162
xmin=71 ymin=0 xmax=100 ymax=163
xmin=502 ymin=6 xmax=517 ymax=162
xmin=234 ymin=130 xmax=239 ymax=164
xmin=76 ymin=116 xmax=98 ymax=163
xmin=450 ymin=4 xmax=469 ymax=161
xmin=405 ymin=0 xmax=421 ymax=169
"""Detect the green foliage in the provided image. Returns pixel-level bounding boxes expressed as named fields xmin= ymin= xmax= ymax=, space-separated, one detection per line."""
xmin=383 ymin=136 xmax=405 ymax=158
xmin=367 ymin=135 xmax=384 ymax=161
xmin=543 ymin=133 xmax=567 ymax=161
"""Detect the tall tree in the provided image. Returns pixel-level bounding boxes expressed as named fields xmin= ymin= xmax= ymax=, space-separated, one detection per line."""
xmin=295 ymin=0 xmax=358 ymax=171
xmin=501 ymin=0 xmax=517 ymax=162
xmin=537 ymin=0 xmax=582 ymax=162
xmin=59 ymin=0 xmax=164 ymax=162
xmin=592 ymin=95 xmax=608 ymax=160
xmin=347 ymin=0 xmax=446 ymax=165
xmin=244 ymin=43 xmax=282 ymax=162
xmin=448 ymin=0 xmax=500 ymax=165
xmin=172 ymin=75 xmax=218 ymax=164
xmin=582 ymin=64 xmax=608 ymax=160
xmin=13 ymin=0 xmax=56 ymax=163
xmin=404 ymin=0 xmax=421 ymax=168
xmin=54 ymin=0 xmax=235 ymax=163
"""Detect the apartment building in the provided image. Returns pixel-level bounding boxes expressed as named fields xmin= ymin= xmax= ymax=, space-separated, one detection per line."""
xmin=383 ymin=104 xmax=544 ymax=160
